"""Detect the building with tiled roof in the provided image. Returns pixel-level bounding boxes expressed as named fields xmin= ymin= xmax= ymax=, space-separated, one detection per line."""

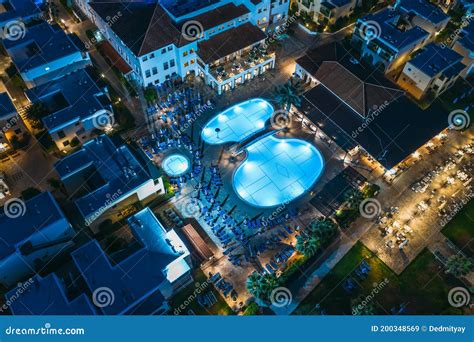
xmin=73 ymin=0 xmax=289 ymax=93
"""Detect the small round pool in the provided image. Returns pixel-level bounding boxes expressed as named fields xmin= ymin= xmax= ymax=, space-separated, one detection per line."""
xmin=162 ymin=154 xmax=190 ymax=177
xmin=233 ymin=135 xmax=324 ymax=208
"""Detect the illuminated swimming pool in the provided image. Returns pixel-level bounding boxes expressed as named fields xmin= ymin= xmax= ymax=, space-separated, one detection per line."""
xmin=202 ymin=98 xmax=273 ymax=145
xmin=162 ymin=154 xmax=190 ymax=177
xmin=233 ymin=135 xmax=324 ymax=208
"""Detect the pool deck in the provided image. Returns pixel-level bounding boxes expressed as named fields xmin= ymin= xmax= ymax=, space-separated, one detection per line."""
xmin=172 ymin=108 xmax=349 ymax=310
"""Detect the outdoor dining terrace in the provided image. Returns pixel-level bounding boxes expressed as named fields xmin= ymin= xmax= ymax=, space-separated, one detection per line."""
xmin=209 ymin=46 xmax=275 ymax=80
xmin=199 ymin=46 xmax=275 ymax=94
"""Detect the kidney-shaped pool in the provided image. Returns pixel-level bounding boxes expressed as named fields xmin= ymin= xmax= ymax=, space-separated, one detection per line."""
xmin=233 ymin=135 xmax=324 ymax=208
xmin=202 ymin=98 xmax=273 ymax=145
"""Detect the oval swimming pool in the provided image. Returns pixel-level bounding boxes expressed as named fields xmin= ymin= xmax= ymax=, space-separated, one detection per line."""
xmin=162 ymin=154 xmax=190 ymax=177
xmin=233 ymin=135 xmax=324 ymax=208
xmin=201 ymin=98 xmax=273 ymax=145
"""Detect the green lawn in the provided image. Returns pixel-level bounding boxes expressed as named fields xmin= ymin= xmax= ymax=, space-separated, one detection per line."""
xmin=442 ymin=199 xmax=474 ymax=257
xmin=294 ymin=242 xmax=470 ymax=315
xmin=169 ymin=269 xmax=234 ymax=316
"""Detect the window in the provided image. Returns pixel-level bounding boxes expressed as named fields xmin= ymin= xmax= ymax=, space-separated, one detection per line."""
xmin=152 ymin=67 xmax=158 ymax=75
xmin=142 ymin=56 xmax=148 ymax=62
xmin=161 ymin=48 xmax=166 ymax=54
xmin=154 ymin=80 xmax=160 ymax=84
xmin=183 ymin=51 xmax=188 ymax=57
xmin=150 ymin=53 xmax=155 ymax=58
xmin=168 ymin=46 xmax=173 ymax=51
xmin=57 ymin=130 xmax=66 ymax=139
xmin=184 ymin=62 xmax=189 ymax=67
xmin=63 ymin=140 xmax=70 ymax=147
xmin=163 ymin=62 xmax=169 ymax=70
xmin=170 ymin=59 xmax=175 ymax=67
xmin=145 ymin=70 xmax=151 ymax=78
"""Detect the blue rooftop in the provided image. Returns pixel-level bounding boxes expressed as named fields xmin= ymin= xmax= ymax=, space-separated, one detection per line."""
xmin=0 ymin=0 xmax=42 ymax=25
xmin=410 ymin=43 xmax=463 ymax=77
xmin=0 ymin=192 xmax=70 ymax=260
xmin=362 ymin=9 xmax=429 ymax=50
xmin=160 ymin=0 xmax=220 ymax=18
xmin=458 ymin=21 xmax=474 ymax=52
xmin=55 ymin=135 xmax=152 ymax=221
xmin=0 ymin=92 xmax=16 ymax=120
xmin=26 ymin=68 xmax=111 ymax=133
xmin=397 ymin=0 xmax=450 ymax=25
xmin=71 ymin=208 xmax=190 ymax=314
xmin=3 ymin=21 xmax=82 ymax=72
xmin=7 ymin=274 xmax=96 ymax=315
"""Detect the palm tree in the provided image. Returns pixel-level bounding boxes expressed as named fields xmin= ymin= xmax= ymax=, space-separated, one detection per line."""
xmin=25 ymin=102 xmax=49 ymax=129
xmin=261 ymin=274 xmax=279 ymax=299
xmin=273 ymin=78 xmax=304 ymax=112
xmin=246 ymin=272 xmax=279 ymax=300
xmin=445 ymin=255 xmax=474 ymax=277
xmin=310 ymin=218 xmax=337 ymax=243
xmin=344 ymin=188 xmax=364 ymax=210
xmin=246 ymin=272 xmax=264 ymax=299
xmin=144 ymin=86 xmax=158 ymax=103
xmin=296 ymin=234 xmax=321 ymax=258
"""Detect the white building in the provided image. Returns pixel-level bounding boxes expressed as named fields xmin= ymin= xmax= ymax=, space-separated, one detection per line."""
xmin=54 ymin=135 xmax=166 ymax=229
xmin=396 ymin=0 xmax=451 ymax=41
xmin=452 ymin=21 xmax=474 ymax=79
xmin=397 ymin=43 xmax=465 ymax=100
xmin=352 ymin=8 xmax=430 ymax=73
xmin=70 ymin=207 xmax=192 ymax=315
xmin=295 ymin=0 xmax=359 ymax=25
xmin=2 ymin=21 xmax=91 ymax=89
xmin=25 ymin=68 xmax=115 ymax=151
xmin=74 ymin=0 xmax=289 ymax=93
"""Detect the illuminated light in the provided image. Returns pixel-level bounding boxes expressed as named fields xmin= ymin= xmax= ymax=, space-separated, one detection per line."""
xmin=162 ymin=154 xmax=190 ymax=176
xmin=243 ymin=162 xmax=254 ymax=171
xmin=255 ymin=120 xmax=265 ymax=129
xmin=412 ymin=151 xmax=420 ymax=159
xmin=45 ymin=67 xmax=50 ymax=71
xmin=217 ymin=114 xmax=228 ymax=122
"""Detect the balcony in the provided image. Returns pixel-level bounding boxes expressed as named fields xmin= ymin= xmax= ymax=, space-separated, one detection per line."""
xmin=208 ymin=46 xmax=275 ymax=83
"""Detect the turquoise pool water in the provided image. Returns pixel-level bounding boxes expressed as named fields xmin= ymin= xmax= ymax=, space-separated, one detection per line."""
xmin=201 ymin=98 xmax=273 ymax=145
xmin=162 ymin=154 xmax=190 ymax=176
xmin=233 ymin=135 xmax=324 ymax=208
